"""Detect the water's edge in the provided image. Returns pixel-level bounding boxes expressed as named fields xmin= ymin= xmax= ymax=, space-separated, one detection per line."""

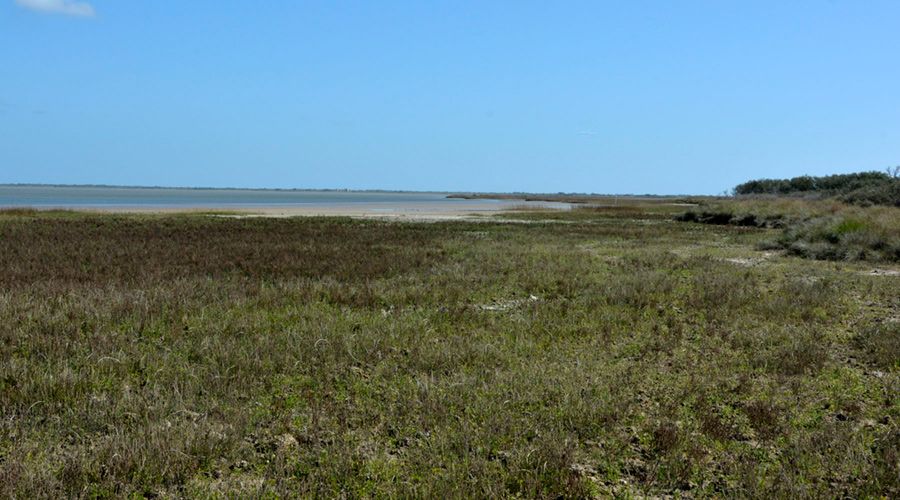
xmin=0 ymin=185 xmax=490 ymax=209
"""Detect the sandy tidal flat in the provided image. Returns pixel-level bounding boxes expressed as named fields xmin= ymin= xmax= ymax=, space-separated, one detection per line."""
xmin=67 ymin=200 xmax=570 ymax=219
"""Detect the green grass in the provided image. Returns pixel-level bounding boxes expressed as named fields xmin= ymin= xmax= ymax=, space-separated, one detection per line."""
xmin=675 ymin=198 xmax=900 ymax=263
xmin=1 ymin=209 xmax=899 ymax=498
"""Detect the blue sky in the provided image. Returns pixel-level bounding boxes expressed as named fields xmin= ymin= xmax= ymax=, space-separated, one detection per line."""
xmin=2 ymin=1 xmax=898 ymax=194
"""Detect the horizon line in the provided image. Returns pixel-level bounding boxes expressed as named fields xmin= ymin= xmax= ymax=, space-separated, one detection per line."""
xmin=0 ymin=183 xmax=693 ymax=198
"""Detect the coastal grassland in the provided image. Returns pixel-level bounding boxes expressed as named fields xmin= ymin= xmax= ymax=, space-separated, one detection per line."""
xmin=677 ymin=198 xmax=900 ymax=262
xmin=1 ymin=210 xmax=899 ymax=498
xmin=495 ymin=197 xmax=694 ymax=222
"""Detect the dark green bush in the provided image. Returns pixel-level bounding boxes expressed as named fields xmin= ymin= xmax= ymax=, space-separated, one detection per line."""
xmin=735 ymin=171 xmax=892 ymax=197
xmin=842 ymin=178 xmax=900 ymax=207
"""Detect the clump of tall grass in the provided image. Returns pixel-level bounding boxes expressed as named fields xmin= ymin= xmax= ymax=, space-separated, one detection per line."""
xmin=675 ymin=198 xmax=847 ymax=228
xmin=776 ymin=206 xmax=900 ymax=262
xmin=677 ymin=198 xmax=900 ymax=263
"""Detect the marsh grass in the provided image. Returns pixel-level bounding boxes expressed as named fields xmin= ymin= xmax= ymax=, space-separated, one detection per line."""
xmin=778 ymin=207 xmax=900 ymax=262
xmin=677 ymin=198 xmax=900 ymax=264
xmin=855 ymin=322 xmax=900 ymax=370
xmin=1 ymin=210 xmax=898 ymax=498
xmin=496 ymin=199 xmax=685 ymax=223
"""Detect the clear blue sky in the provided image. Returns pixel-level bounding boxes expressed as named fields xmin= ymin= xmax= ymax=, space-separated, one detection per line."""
xmin=2 ymin=1 xmax=898 ymax=194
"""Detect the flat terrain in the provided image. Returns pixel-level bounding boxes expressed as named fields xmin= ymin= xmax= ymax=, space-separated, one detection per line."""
xmin=1 ymin=204 xmax=899 ymax=498
xmin=58 ymin=199 xmax=565 ymax=220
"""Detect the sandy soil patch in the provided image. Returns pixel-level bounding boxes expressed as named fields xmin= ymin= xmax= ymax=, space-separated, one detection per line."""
xmin=720 ymin=252 xmax=777 ymax=267
xmin=64 ymin=200 xmax=570 ymax=222
xmin=868 ymin=269 xmax=900 ymax=277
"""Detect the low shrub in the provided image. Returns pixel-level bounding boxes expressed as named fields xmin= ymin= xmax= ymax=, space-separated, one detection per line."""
xmin=778 ymin=208 xmax=900 ymax=262
xmin=678 ymin=199 xmax=900 ymax=263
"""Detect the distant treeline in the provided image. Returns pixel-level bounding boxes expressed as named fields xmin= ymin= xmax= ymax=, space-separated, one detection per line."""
xmin=734 ymin=170 xmax=900 ymax=207
xmin=734 ymin=171 xmax=892 ymax=196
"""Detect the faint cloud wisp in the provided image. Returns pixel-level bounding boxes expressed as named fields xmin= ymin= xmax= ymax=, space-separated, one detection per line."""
xmin=14 ymin=0 xmax=96 ymax=17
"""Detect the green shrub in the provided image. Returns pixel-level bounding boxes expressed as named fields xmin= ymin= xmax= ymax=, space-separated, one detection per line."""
xmin=734 ymin=171 xmax=892 ymax=197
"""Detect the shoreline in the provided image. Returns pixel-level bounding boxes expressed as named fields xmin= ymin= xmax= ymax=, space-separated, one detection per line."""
xmin=7 ymin=200 xmax=571 ymax=220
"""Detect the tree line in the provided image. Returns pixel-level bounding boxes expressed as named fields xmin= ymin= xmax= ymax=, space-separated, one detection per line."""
xmin=733 ymin=170 xmax=897 ymax=196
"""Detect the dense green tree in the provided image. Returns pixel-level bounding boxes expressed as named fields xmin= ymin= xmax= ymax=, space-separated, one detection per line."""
xmin=734 ymin=171 xmax=891 ymax=196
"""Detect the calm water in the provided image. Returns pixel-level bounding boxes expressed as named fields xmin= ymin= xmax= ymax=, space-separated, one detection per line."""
xmin=0 ymin=185 xmax=495 ymax=210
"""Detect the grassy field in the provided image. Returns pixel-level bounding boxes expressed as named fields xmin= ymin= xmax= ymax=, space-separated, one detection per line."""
xmin=2 ymin=204 xmax=900 ymax=498
xmin=677 ymin=198 xmax=900 ymax=262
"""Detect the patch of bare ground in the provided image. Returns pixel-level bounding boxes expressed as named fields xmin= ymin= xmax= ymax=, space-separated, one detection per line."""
xmin=720 ymin=251 xmax=777 ymax=267
xmin=867 ymin=268 xmax=900 ymax=277
xmin=475 ymin=294 xmax=540 ymax=312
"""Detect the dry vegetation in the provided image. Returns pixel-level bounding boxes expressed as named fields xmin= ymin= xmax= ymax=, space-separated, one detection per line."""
xmin=1 ymin=205 xmax=899 ymax=498
xmin=677 ymin=198 xmax=900 ymax=263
